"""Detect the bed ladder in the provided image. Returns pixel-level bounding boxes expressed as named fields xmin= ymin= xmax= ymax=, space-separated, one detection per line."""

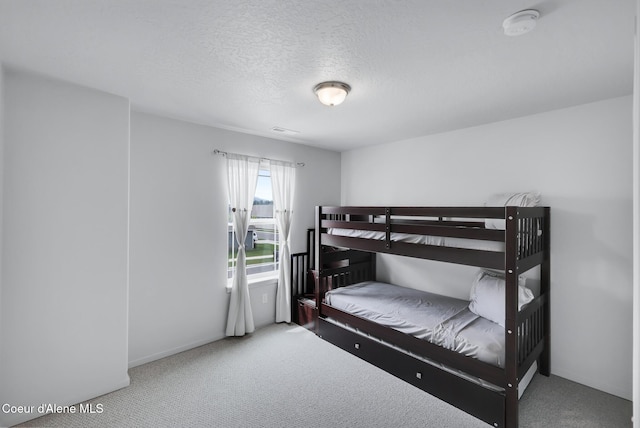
xmin=290 ymin=228 xmax=316 ymax=328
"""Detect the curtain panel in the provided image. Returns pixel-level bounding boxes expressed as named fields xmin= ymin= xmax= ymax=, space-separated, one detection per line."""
xmin=225 ymin=154 xmax=260 ymax=336
xmin=271 ymin=160 xmax=296 ymax=323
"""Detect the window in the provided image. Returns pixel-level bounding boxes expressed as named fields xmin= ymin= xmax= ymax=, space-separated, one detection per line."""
xmin=228 ymin=165 xmax=280 ymax=279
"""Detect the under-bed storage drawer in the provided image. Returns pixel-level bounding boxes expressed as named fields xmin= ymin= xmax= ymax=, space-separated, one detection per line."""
xmin=317 ymin=318 xmax=506 ymax=428
xmin=296 ymin=298 xmax=317 ymax=331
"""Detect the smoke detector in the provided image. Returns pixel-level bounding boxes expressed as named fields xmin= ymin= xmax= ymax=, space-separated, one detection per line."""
xmin=502 ymin=9 xmax=540 ymax=36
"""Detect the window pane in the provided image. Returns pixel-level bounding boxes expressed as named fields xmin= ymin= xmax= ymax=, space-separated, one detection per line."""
xmin=228 ymin=168 xmax=279 ymax=279
xmin=254 ymin=170 xmax=272 ymax=216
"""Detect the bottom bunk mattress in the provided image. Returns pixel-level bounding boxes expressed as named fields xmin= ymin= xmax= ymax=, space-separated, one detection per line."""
xmin=324 ymin=281 xmax=506 ymax=368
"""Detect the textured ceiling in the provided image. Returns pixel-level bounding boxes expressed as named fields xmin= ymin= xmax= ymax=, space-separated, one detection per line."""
xmin=0 ymin=0 xmax=635 ymax=152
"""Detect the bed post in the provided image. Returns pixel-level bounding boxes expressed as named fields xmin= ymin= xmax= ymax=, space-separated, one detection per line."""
xmin=504 ymin=206 xmax=519 ymax=428
xmin=314 ymin=206 xmax=323 ymax=307
xmin=539 ymin=207 xmax=551 ymax=376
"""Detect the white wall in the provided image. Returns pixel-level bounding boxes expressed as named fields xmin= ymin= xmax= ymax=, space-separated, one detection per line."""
xmin=0 ymin=64 xmax=5 ymax=412
xmin=128 ymin=111 xmax=340 ymax=367
xmin=341 ymin=96 xmax=633 ymax=400
xmin=0 ymin=70 xmax=130 ymax=427
xmin=633 ymin=1 xmax=639 ymax=424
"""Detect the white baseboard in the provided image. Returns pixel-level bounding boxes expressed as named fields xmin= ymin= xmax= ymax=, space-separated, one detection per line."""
xmin=128 ymin=335 xmax=225 ymax=368
xmin=127 ymin=322 xmax=280 ymax=369
xmin=552 ymin=365 xmax=632 ymax=401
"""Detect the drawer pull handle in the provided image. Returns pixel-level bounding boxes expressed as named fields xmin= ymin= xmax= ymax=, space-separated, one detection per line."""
xmin=416 ymin=372 xmax=422 ymax=380
xmin=354 ymin=343 xmax=360 ymax=350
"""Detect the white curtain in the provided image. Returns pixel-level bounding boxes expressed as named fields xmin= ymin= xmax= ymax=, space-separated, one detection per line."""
xmin=225 ymin=154 xmax=260 ymax=336
xmin=271 ymin=160 xmax=296 ymax=323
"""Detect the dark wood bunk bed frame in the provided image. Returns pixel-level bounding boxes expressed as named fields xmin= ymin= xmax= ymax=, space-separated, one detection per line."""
xmin=292 ymin=205 xmax=550 ymax=428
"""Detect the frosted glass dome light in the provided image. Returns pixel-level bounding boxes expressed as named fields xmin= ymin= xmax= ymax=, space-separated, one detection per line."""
xmin=314 ymin=81 xmax=351 ymax=106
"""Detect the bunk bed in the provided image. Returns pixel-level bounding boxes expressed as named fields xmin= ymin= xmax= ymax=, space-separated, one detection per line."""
xmin=292 ymin=204 xmax=550 ymax=428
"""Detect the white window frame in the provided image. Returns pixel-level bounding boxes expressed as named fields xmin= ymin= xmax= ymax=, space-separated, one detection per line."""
xmin=227 ymin=165 xmax=280 ymax=286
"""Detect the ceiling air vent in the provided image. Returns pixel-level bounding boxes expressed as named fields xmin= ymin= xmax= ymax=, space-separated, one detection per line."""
xmin=271 ymin=126 xmax=300 ymax=136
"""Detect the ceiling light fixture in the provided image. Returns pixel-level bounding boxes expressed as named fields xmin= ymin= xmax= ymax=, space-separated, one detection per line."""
xmin=502 ymin=9 xmax=540 ymax=36
xmin=313 ymin=81 xmax=351 ymax=106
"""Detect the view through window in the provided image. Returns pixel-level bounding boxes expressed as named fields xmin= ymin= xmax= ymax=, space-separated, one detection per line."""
xmin=228 ymin=166 xmax=279 ymax=279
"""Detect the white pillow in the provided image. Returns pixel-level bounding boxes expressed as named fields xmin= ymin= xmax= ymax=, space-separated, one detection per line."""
xmin=468 ymin=270 xmax=534 ymax=327
xmin=484 ymin=192 xmax=541 ymax=229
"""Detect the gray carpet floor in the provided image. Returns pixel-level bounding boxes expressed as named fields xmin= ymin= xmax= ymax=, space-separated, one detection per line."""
xmin=17 ymin=323 xmax=632 ymax=428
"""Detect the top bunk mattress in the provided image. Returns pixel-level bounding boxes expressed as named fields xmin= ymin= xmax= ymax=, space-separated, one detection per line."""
xmin=324 ymin=281 xmax=506 ymax=367
xmin=326 ymin=227 xmax=505 ymax=252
